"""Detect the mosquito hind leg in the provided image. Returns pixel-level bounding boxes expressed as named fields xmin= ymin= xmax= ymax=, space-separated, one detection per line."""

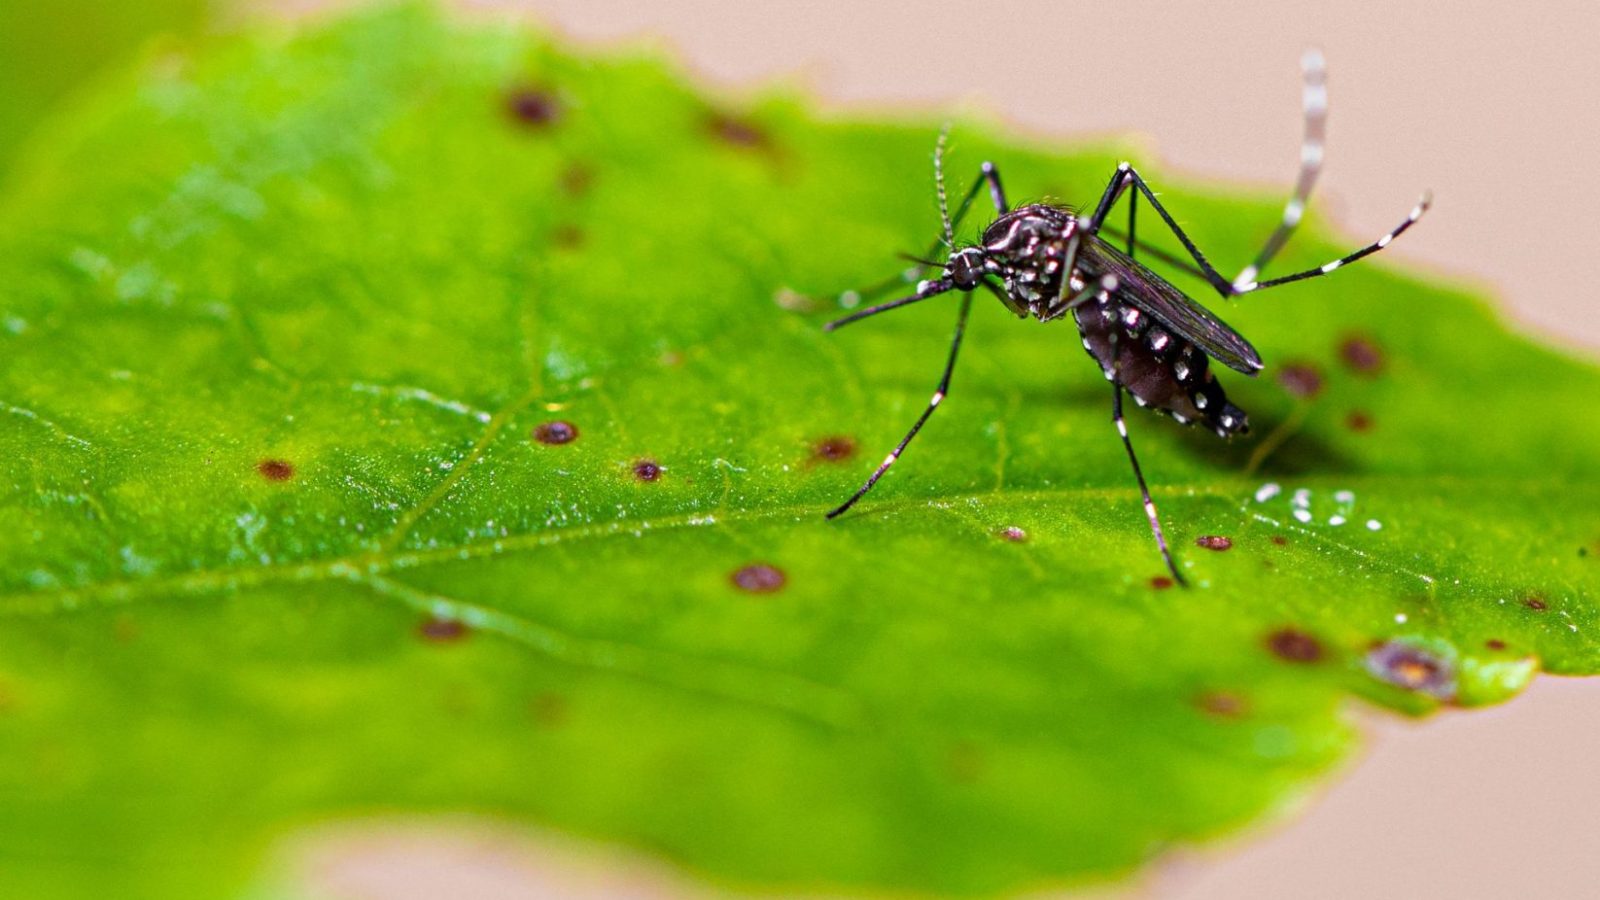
xmin=827 ymin=291 xmax=975 ymax=518
xmin=1232 ymin=49 xmax=1328 ymax=291
xmin=1111 ymin=385 xmax=1188 ymax=586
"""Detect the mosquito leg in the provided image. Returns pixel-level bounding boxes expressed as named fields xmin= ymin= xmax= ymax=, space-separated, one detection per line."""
xmin=1232 ymin=49 xmax=1328 ymax=291
xmin=827 ymin=291 xmax=975 ymax=519
xmin=1111 ymin=384 xmax=1187 ymax=586
xmin=1240 ymin=193 xmax=1430 ymax=291
xmin=1096 ymin=226 xmax=1206 ymax=280
xmin=1090 ymin=162 xmax=1429 ymax=300
xmin=825 ymin=278 xmax=955 ymax=331
xmin=1126 ymin=183 xmax=1139 ymax=257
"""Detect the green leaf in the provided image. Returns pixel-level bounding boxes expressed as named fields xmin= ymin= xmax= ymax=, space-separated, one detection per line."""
xmin=1 ymin=6 xmax=1596 ymax=897
xmin=0 ymin=0 xmax=212 ymax=174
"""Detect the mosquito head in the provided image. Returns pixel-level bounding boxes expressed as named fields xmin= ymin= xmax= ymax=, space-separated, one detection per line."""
xmin=945 ymin=247 xmax=988 ymax=290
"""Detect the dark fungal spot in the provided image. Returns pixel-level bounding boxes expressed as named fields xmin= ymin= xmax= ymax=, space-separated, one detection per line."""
xmin=632 ymin=458 xmax=662 ymax=482
xmin=1486 ymin=638 xmax=1507 ymax=651
xmin=1195 ymin=535 xmax=1233 ymax=551
xmin=1365 ymin=641 xmax=1455 ymax=700
xmin=1266 ymin=628 xmax=1324 ymax=663
xmin=1276 ymin=362 xmax=1324 ymax=399
xmin=551 ymin=223 xmax=584 ymax=249
xmin=1524 ymin=596 xmax=1548 ymax=611
xmin=1150 ymin=576 xmax=1175 ymax=590
xmin=812 ymin=435 xmax=857 ymax=462
xmin=529 ymin=692 xmax=567 ymax=727
xmin=558 ymin=162 xmax=594 ymax=196
xmin=732 ymin=563 xmax=786 ymax=594
xmin=705 ymin=110 xmax=770 ymax=149
xmin=1346 ymin=409 xmax=1375 ymax=432
xmin=1196 ymin=690 xmax=1248 ymax=719
xmin=1270 ymin=535 xmax=1289 ymax=546
xmin=998 ymin=525 xmax=1028 ymax=543
xmin=1338 ymin=334 xmax=1385 ymax=375
xmin=533 ymin=420 xmax=578 ymax=445
xmin=505 ymin=86 xmax=560 ymax=127
xmin=256 ymin=458 xmax=294 ymax=481
xmin=947 ymin=741 xmax=984 ymax=783
xmin=418 ymin=616 xmax=469 ymax=643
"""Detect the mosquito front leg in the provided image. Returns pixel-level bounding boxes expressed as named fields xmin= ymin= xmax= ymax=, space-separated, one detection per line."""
xmin=827 ymin=291 xmax=975 ymax=519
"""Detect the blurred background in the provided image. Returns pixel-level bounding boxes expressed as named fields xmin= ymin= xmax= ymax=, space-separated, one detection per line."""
xmin=10 ymin=0 xmax=1598 ymax=896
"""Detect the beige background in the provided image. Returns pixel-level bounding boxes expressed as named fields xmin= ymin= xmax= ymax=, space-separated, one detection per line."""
xmin=271 ymin=1 xmax=1600 ymax=897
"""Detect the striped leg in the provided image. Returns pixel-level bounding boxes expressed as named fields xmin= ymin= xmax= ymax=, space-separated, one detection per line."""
xmin=1237 ymin=194 xmax=1430 ymax=291
xmin=826 ymin=291 xmax=975 ymax=519
xmin=1084 ymin=53 xmax=1429 ymax=301
xmin=1090 ymin=161 xmax=1430 ymax=300
xmin=1232 ymin=49 xmax=1329 ymax=291
xmin=1111 ymin=385 xmax=1187 ymax=586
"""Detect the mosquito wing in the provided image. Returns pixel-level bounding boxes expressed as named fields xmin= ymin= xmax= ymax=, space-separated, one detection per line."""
xmin=1077 ymin=234 xmax=1263 ymax=374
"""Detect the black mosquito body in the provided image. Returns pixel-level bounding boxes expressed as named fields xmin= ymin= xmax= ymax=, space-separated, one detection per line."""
xmin=823 ymin=52 xmax=1429 ymax=585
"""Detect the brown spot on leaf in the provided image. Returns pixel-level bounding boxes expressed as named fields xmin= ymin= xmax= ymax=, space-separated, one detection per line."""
xmin=505 ymin=86 xmax=560 ymax=127
xmin=997 ymin=525 xmax=1028 ymax=543
xmin=1270 ymin=535 xmax=1289 ymax=546
xmin=1196 ymin=690 xmax=1249 ymax=718
xmin=418 ymin=616 xmax=469 ymax=643
xmin=1195 ymin=535 xmax=1233 ymax=551
xmin=1486 ymin=638 xmax=1507 ymax=651
xmin=256 ymin=458 xmax=294 ymax=481
xmin=812 ymin=435 xmax=857 ymax=462
xmin=532 ymin=420 xmax=578 ymax=445
xmin=1346 ymin=409 xmax=1375 ymax=432
xmin=1276 ymin=362 xmax=1324 ymax=399
xmin=558 ymin=162 xmax=593 ymax=196
xmin=732 ymin=563 xmax=786 ymax=594
xmin=0 ymin=681 xmax=13 ymax=714
xmin=632 ymin=459 xmax=661 ymax=482
xmin=530 ymin=692 xmax=567 ymax=727
xmin=1366 ymin=641 xmax=1455 ymax=700
xmin=1338 ymin=334 xmax=1385 ymax=375
xmin=113 ymin=615 xmax=139 ymax=643
xmin=706 ymin=110 xmax=770 ymax=149
xmin=1266 ymin=628 xmax=1324 ymax=663
xmin=1150 ymin=576 xmax=1176 ymax=590
xmin=947 ymin=741 xmax=984 ymax=783
xmin=1524 ymin=596 xmax=1548 ymax=611
xmin=551 ymin=224 xmax=584 ymax=249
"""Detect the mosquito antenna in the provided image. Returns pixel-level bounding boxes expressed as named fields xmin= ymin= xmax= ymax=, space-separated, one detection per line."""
xmin=935 ymin=124 xmax=955 ymax=249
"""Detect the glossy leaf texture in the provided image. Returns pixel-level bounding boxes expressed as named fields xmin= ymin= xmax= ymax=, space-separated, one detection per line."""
xmin=1 ymin=7 xmax=1596 ymax=897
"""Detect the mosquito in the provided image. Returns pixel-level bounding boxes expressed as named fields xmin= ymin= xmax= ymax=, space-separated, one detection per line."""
xmin=822 ymin=51 xmax=1429 ymax=585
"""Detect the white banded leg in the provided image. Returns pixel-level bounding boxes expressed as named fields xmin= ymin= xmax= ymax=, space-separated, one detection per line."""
xmin=1111 ymin=385 xmax=1187 ymax=586
xmin=1091 ymin=162 xmax=1430 ymax=300
xmin=1233 ymin=48 xmax=1328 ymax=291
xmin=826 ymin=291 xmax=975 ymax=519
xmin=1237 ymin=193 xmax=1431 ymax=291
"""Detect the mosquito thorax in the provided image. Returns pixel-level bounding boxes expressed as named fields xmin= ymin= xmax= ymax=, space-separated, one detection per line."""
xmin=980 ymin=204 xmax=1079 ymax=315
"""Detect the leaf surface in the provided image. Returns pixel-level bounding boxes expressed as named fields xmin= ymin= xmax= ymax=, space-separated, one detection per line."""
xmin=0 ymin=7 xmax=1596 ymax=897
